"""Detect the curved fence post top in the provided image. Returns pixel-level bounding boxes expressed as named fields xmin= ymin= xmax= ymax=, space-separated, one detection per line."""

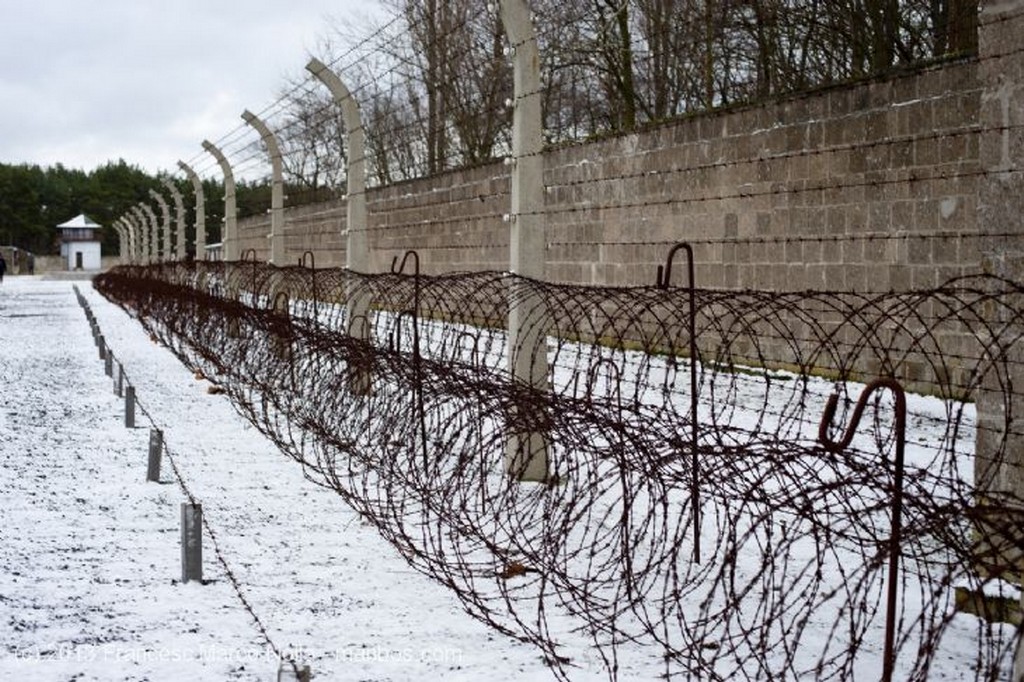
xmin=162 ymin=179 xmax=187 ymax=261
xmin=241 ymin=109 xmax=286 ymax=264
xmin=202 ymin=139 xmax=238 ymax=261
xmin=241 ymin=110 xmax=282 ymax=156
xmin=305 ymin=58 xmax=362 ymax=129
xmin=178 ymin=160 xmax=207 ymax=260
xmin=202 ymin=140 xmax=236 ymax=189
xmin=148 ymin=189 xmax=171 ymax=262
xmin=305 ymin=56 xmax=368 ymax=273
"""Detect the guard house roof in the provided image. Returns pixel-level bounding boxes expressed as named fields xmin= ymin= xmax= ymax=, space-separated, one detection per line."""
xmin=56 ymin=214 xmax=101 ymax=230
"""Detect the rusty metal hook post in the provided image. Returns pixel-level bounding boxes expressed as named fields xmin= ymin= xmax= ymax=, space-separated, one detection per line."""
xmin=584 ymin=357 xmax=623 ymax=410
xmin=271 ymin=290 xmax=290 ymax=313
xmin=345 ymin=314 xmax=373 ymax=394
xmin=818 ymin=377 xmax=907 ymax=682
xmin=390 ymin=250 xmax=427 ymax=469
xmin=657 ymin=242 xmax=701 ymax=563
xmin=300 ymin=251 xmax=318 ymax=327
xmin=240 ymin=248 xmax=259 ymax=306
xmin=448 ymin=329 xmax=485 ymax=501
xmin=449 ymin=330 xmax=481 ymax=367
xmin=347 ymin=314 xmax=371 ymax=341
xmin=390 ymin=250 xmax=421 ymax=362
xmin=269 ymin=291 xmax=295 ymax=385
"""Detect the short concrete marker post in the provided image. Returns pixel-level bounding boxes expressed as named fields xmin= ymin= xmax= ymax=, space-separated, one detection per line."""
xmin=124 ymin=385 xmax=136 ymax=428
xmin=147 ymin=428 xmax=163 ymax=482
xmin=180 ymin=503 xmax=203 ymax=583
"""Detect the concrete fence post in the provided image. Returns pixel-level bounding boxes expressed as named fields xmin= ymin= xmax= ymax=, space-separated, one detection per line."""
xmin=499 ymin=0 xmax=549 ymax=482
xmin=147 ymin=428 xmax=163 ymax=482
xmin=123 ymin=221 xmax=134 ymax=264
xmin=141 ymin=204 xmax=161 ymax=265
xmin=178 ymin=161 xmax=207 ymax=259
xmin=163 ymin=179 xmax=187 ymax=261
xmin=149 ymin=189 xmax=171 ymax=263
xmin=112 ymin=221 xmax=127 ymax=264
xmin=306 ymin=57 xmax=372 ymax=394
xmin=242 ymin=110 xmax=286 ymax=266
xmin=119 ymin=217 xmax=131 ymax=263
xmin=975 ymin=0 xmax=1024 ymax=586
xmin=202 ymin=140 xmax=238 ymax=262
xmin=180 ymin=503 xmax=203 ymax=583
xmin=130 ymin=207 xmax=150 ymax=265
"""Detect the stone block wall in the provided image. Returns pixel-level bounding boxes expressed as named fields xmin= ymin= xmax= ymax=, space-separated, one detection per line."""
xmin=237 ymin=59 xmax=984 ymax=294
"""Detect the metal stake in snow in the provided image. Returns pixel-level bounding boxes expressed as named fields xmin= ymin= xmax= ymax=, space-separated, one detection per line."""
xmin=124 ymin=385 xmax=136 ymax=428
xmin=147 ymin=429 xmax=163 ymax=483
xmin=1015 ymin=584 xmax=1023 ymax=682
xmin=819 ymin=378 xmax=907 ymax=682
xmin=656 ymin=242 xmax=701 ymax=564
xmin=114 ymin=362 xmax=124 ymax=398
xmin=1016 ymin=594 xmax=1023 ymax=682
xmin=277 ymin=660 xmax=311 ymax=682
xmin=180 ymin=503 xmax=203 ymax=583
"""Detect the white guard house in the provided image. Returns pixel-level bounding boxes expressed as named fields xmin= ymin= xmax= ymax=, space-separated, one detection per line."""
xmin=56 ymin=214 xmax=103 ymax=270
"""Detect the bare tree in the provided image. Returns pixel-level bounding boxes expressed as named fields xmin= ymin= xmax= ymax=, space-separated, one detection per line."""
xmin=282 ymin=0 xmax=980 ymax=198
xmin=275 ymin=85 xmax=348 ymax=198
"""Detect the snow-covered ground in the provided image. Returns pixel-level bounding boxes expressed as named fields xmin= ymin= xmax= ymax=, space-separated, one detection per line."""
xmin=2 ymin=275 xmax=1019 ymax=681
xmin=0 ymin=276 xmax=558 ymax=681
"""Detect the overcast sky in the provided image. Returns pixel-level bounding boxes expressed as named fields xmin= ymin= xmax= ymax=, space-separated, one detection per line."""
xmin=0 ymin=0 xmax=382 ymax=178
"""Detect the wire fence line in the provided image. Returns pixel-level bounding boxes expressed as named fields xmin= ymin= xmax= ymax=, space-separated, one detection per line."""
xmin=93 ymin=260 xmax=1023 ymax=681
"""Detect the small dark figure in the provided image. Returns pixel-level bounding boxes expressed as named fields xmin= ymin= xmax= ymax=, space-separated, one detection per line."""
xmin=0 ymin=253 xmax=7 ymax=283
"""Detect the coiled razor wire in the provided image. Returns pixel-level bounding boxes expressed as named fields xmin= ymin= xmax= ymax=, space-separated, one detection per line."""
xmin=93 ymin=261 xmax=1024 ymax=681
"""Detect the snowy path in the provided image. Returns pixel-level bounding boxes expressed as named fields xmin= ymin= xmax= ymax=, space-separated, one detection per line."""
xmin=0 ymin=277 xmax=555 ymax=681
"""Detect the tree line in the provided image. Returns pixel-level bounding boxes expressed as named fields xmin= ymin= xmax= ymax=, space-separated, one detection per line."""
xmin=0 ymin=160 xmax=284 ymax=257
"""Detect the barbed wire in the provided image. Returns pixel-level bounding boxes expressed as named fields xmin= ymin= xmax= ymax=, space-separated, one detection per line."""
xmin=177 ymin=0 xmax=1014 ymax=198
xmin=93 ymin=262 xmax=1024 ymax=682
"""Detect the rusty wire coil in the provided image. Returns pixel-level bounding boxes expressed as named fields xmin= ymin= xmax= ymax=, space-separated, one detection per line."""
xmin=94 ymin=260 xmax=1024 ymax=681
